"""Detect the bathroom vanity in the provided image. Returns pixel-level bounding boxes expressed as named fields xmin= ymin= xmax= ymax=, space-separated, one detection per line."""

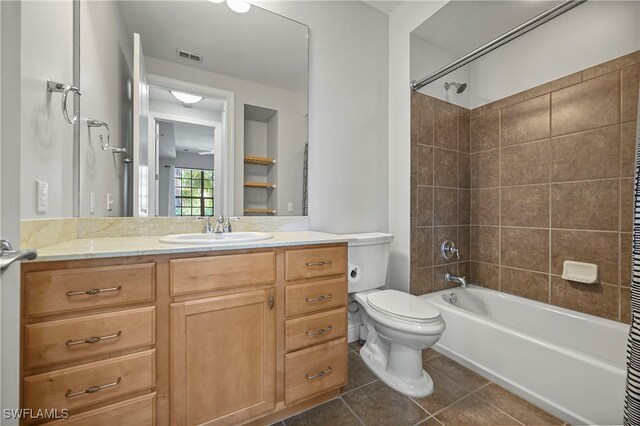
xmin=19 ymin=234 xmax=348 ymax=425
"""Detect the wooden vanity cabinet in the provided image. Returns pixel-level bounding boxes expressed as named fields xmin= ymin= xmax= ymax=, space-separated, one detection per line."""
xmin=20 ymin=243 xmax=348 ymax=426
xmin=170 ymin=289 xmax=276 ymax=425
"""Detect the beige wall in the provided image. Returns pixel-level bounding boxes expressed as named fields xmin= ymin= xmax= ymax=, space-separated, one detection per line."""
xmin=418 ymin=52 xmax=640 ymax=322
xmin=409 ymin=92 xmax=471 ymax=295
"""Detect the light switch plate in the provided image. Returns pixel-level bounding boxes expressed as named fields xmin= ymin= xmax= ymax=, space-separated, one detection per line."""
xmin=288 ymin=202 xmax=294 ymax=212
xmin=36 ymin=180 xmax=48 ymax=213
xmin=107 ymin=193 xmax=114 ymax=211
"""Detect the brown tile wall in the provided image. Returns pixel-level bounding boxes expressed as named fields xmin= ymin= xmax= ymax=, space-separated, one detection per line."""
xmin=410 ymin=93 xmax=471 ymax=295
xmin=466 ymin=51 xmax=640 ymax=323
xmin=410 ymin=51 xmax=639 ymax=323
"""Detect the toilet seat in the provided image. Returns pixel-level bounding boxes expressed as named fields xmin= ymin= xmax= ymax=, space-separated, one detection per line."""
xmin=366 ymin=290 xmax=441 ymax=324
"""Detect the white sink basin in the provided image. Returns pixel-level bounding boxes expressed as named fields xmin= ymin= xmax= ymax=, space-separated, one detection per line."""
xmin=159 ymin=232 xmax=273 ymax=245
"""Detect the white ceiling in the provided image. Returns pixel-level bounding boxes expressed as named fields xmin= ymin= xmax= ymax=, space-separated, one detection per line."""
xmin=158 ymin=121 xmax=215 ymax=159
xmin=149 ymin=86 xmax=225 ymax=112
xmin=412 ymin=0 xmax=558 ymax=56
xmin=362 ymin=1 xmax=403 ymax=15
xmin=119 ymin=1 xmax=308 ymax=94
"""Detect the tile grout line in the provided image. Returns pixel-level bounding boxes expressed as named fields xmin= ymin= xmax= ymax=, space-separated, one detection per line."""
xmin=339 ymin=378 xmax=379 ymax=396
xmin=468 ymin=260 xmax=621 ymax=287
xmin=469 ymin=385 xmax=526 ymax=426
xmin=498 ymin=108 xmax=502 ymax=292
xmin=424 ymin=389 xmax=479 ymax=421
xmin=431 ymin=106 xmax=436 ymax=292
xmin=470 ymin=120 xmax=629 ymax=155
xmin=548 ymin=93 xmax=553 ymax=303
xmin=338 ymin=396 xmax=367 ymax=426
xmin=467 ymin=175 xmax=625 ymax=190
xmin=469 ymin=223 xmax=625 ymax=234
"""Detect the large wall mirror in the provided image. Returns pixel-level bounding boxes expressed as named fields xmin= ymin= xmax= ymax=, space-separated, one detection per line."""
xmin=77 ymin=1 xmax=309 ymax=218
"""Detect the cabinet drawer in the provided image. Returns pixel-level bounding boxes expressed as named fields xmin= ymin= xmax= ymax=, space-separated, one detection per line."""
xmin=24 ymin=263 xmax=155 ymax=317
xmin=24 ymin=307 xmax=155 ymax=369
xmin=285 ymin=278 xmax=347 ymax=317
xmin=170 ymin=252 xmax=275 ymax=295
xmin=285 ymin=246 xmax=347 ymax=281
xmin=48 ymin=393 xmax=156 ymax=426
xmin=285 ymin=308 xmax=346 ymax=352
xmin=23 ymin=349 xmax=155 ymax=412
xmin=285 ymin=338 xmax=347 ymax=405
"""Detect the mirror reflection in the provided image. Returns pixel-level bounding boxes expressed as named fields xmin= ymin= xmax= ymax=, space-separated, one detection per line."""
xmin=78 ymin=0 xmax=309 ymax=218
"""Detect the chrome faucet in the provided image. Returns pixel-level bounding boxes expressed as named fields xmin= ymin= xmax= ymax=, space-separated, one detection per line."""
xmin=198 ymin=215 xmax=239 ymax=234
xmin=198 ymin=216 xmax=216 ymax=234
xmin=223 ymin=216 xmax=239 ymax=233
xmin=213 ymin=215 xmax=225 ymax=234
xmin=444 ymin=272 xmax=468 ymax=288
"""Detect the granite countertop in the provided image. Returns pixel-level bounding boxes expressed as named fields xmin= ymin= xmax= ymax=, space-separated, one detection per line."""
xmin=31 ymin=231 xmax=353 ymax=262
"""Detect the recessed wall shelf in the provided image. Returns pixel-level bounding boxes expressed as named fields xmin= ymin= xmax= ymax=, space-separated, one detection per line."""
xmin=244 ymin=156 xmax=275 ymax=166
xmin=244 ymin=208 xmax=276 ymax=216
xmin=244 ymin=182 xmax=276 ymax=189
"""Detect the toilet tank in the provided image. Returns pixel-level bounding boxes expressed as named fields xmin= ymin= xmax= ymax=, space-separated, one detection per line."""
xmin=342 ymin=233 xmax=394 ymax=293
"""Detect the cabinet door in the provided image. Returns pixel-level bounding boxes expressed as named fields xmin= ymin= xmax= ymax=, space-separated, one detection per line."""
xmin=170 ymin=289 xmax=275 ymax=426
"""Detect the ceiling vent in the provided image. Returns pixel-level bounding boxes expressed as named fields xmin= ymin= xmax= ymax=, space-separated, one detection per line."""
xmin=176 ymin=49 xmax=203 ymax=64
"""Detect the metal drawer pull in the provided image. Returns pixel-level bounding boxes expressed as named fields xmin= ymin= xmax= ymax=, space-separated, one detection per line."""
xmin=306 ymin=326 xmax=333 ymax=337
xmin=65 ymin=377 xmax=121 ymax=398
xmin=66 ymin=286 xmax=122 ymax=297
xmin=305 ymin=294 xmax=333 ymax=303
xmin=65 ymin=331 xmax=122 ymax=346
xmin=305 ymin=367 xmax=333 ymax=380
xmin=305 ymin=260 xmax=333 ymax=267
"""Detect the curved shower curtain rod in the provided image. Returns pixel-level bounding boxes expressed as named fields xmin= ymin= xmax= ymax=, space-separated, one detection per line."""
xmin=410 ymin=0 xmax=587 ymax=92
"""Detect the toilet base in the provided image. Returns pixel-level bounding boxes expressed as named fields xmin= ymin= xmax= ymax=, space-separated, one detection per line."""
xmin=359 ymin=342 xmax=434 ymax=398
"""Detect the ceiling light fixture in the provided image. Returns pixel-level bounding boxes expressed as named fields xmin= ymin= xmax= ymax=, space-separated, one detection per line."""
xmin=170 ymin=91 xmax=204 ymax=105
xmin=208 ymin=0 xmax=251 ymax=14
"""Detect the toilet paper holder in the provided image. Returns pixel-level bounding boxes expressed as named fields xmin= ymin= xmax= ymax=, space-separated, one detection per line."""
xmin=348 ymin=263 xmax=361 ymax=283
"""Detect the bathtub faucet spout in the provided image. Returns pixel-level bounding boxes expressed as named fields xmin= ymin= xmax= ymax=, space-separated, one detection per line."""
xmin=444 ymin=272 xmax=468 ymax=288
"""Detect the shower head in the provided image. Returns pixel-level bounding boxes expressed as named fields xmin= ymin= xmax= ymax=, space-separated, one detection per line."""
xmin=444 ymin=82 xmax=467 ymax=94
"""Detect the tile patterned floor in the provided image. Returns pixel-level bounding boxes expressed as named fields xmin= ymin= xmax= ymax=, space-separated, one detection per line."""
xmin=278 ymin=342 xmax=564 ymax=426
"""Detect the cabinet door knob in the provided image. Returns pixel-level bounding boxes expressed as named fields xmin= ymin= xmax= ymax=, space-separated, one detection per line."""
xmin=268 ymin=294 xmax=275 ymax=310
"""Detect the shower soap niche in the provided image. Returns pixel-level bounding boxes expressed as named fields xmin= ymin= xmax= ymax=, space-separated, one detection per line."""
xmin=561 ymin=261 xmax=599 ymax=284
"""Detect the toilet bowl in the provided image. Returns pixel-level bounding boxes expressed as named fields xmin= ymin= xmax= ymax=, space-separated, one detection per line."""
xmin=343 ymin=233 xmax=446 ymax=398
xmin=355 ymin=289 xmax=445 ymax=397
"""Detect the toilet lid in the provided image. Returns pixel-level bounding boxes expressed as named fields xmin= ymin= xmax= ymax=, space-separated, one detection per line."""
xmin=366 ymin=290 xmax=441 ymax=323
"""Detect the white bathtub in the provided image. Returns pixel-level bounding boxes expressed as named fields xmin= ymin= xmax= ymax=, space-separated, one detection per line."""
xmin=422 ymin=285 xmax=628 ymax=425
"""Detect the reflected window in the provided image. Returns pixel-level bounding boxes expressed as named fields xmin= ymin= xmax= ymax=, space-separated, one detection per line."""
xmin=174 ymin=168 xmax=214 ymax=216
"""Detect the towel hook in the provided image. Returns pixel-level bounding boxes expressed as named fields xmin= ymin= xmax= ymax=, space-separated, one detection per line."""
xmin=87 ymin=119 xmax=110 ymax=150
xmin=47 ymin=80 xmax=81 ymax=124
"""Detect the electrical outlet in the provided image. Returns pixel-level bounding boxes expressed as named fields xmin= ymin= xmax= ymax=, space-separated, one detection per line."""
xmin=288 ymin=202 xmax=294 ymax=212
xmin=107 ymin=193 xmax=114 ymax=211
xmin=36 ymin=180 xmax=48 ymax=213
xmin=90 ymin=192 xmax=96 ymax=214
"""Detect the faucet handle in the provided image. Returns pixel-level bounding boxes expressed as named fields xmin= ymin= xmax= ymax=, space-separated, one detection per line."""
xmin=223 ymin=217 xmax=239 ymax=233
xmin=440 ymin=240 xmax=460 ymax=260
xmin=197 ymin=216 xmax=212 ymax=223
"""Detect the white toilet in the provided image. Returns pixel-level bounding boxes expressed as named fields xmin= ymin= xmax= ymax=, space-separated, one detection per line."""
xmin=346 ymin=233 xmax=446 ymax=398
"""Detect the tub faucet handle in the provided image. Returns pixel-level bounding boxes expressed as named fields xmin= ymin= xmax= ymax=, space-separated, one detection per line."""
xmin=440 ymin=240 xmax=459 ymax=260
